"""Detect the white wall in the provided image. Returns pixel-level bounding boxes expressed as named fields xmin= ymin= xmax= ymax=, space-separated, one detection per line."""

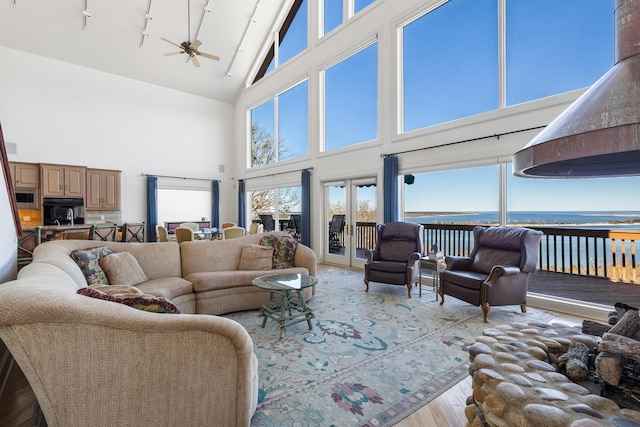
xmin=0 ymin=46 xmax=237 ymax=224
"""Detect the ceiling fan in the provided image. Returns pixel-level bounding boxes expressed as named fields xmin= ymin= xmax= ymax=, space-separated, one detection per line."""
xmin=161 ymin=0 xmax=220 ymax=67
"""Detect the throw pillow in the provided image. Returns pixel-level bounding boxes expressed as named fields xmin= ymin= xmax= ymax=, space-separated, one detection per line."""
xmin=77 ymin=287 xmax=181 ymax=314
xmin=238 ymin=244 xmax=273 ymax=270
xmin=260 ymin=235 xmax=297 ymax=269
xmin=99 ymin=252 xmax=149 ymax=286
xmin=70 ymin=246 xmax=116 ymax=285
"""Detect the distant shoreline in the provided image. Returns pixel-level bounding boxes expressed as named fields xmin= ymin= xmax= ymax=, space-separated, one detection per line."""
xmin=404 ymin=211 xmax=640 ymax=226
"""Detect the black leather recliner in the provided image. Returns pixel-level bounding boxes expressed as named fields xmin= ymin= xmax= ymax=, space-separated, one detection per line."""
xmin=364 ymin=222 xmax=423 ymax=298
xmin=439 ymin=226 xmax=543 ymax=323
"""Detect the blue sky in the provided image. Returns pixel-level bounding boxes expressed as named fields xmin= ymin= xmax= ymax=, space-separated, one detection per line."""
xmin=258 ymin=0 xmax=640 ymax=214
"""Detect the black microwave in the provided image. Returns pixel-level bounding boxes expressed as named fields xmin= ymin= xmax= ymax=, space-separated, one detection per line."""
xmin=15 ymin=188 xmax=39 ymax=209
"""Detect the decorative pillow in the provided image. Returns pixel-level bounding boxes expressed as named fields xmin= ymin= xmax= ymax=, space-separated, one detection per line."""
xmin=77 ymin=287 xmax=180 ymax=314
xmin=99 ymin=252 xmax=148 ymax=286
xmin=70 ymin=246 xmax=116 ymax=285
xmin=238 ymin=244 xmax=273 ymax=271
xmin=260 ymin=235 xmax=297 ymax=269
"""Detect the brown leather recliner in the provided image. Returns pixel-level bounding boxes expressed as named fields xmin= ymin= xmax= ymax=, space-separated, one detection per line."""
xmin=364 ymin=222 xmax=424 ymax=298
xmin=439 ymin=226 xmax=543 ymax=323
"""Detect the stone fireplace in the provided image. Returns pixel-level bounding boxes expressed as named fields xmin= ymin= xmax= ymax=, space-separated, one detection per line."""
xmin=465 ymin=321 xmax=640 ymax=426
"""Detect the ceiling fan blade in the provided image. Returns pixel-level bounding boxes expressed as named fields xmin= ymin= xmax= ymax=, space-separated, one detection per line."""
xmin=197 ymin=51 xmax=220 ymax=61
xmin=164 ymin=52 xmax=183 ymax=56
xmin=191 ymin=39 xmax=202 ymax=49
xmin=190 ymin=55 xmax=201 ymax=68
xmin=161 ymin=37 xmax=184 ymax=49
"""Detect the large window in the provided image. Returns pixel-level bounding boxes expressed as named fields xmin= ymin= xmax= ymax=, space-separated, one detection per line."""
xmin=322 ymin=0 xmax=377 ymax=36
xmin=402 ymin=0 xmax=498 ymax=132
xmin=250 ymin=80 xmax=309 ymax=168
xmin=506 ymin=0 xmax=614 ymax=105
xmin=253 ymin=0 xmax=307 ymax=83
xmin=401 ymin=0 xmax=614 ymax=133
xmin=324 ymin=42 xmax=378 ymax=151
xmin=404 ymin=165 xmax=500 ymax=226
xmin=250 ymin=186 xmax=302 ymax=231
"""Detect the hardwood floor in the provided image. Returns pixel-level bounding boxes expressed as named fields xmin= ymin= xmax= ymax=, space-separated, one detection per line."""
xmin=393 ymin=313 xmax=584 ymax=426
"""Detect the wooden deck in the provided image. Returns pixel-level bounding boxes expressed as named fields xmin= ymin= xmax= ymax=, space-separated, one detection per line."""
xmin=528 ymin=270 xmax=640 ymax=308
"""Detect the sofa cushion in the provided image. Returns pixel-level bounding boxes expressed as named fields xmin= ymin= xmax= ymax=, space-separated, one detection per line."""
xmin=70 ymin=246 xmax=115 ymax=285
xmin=77 ymin=286 xmax=181 ymax=313
xmin=135 ymin=277 xmax=194 ymax=301
xmin=260 ymin=235 xmax=297 ymax=269
xmin=99 ymin=252 xmax=149 ymax=286
xmin=238 ymin=244 xmax=273 ymax=271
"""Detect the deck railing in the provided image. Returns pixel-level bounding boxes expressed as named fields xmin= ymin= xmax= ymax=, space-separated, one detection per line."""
xmin=351 ymin=222 xmax=640 ymax=284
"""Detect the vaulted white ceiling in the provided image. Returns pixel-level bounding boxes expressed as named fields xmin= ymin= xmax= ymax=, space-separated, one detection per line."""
xmin=0 ymin=0 xmax=290 ymax=103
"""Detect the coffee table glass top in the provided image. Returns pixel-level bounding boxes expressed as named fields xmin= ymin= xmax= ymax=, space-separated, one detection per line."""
xmin=252 ymin=273 xmax=317 ymax=291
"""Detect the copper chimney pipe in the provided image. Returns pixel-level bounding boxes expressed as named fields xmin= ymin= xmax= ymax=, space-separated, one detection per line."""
xmin=513 ymin=0 xmax=640 ymax=178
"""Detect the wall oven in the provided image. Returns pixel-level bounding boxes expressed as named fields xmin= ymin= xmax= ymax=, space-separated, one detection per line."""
xmin=15 ymin=188 xmax=39 ymax=209
xmin=43 ymin=198 xmax=85 ymax=225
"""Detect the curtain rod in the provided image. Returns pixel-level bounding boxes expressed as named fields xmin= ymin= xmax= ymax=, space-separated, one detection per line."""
xmin=381 ymin=125 xmax=547 ymax=158
xmin=141 ymin=173 xmax=219 ymax=182
xmin=241 ymin=167 xmax=313 ymax=181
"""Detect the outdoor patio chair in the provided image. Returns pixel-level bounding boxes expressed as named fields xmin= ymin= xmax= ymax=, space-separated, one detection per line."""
xmin=259 ymin=214 xmax=275 ymax=231
xmin=363 ymin=221 xmax=423 ymax=298
xmin=328 ymin=214 xmax=345 ymax=252
xmin=439 ymin=225 xmax=543 ymax=323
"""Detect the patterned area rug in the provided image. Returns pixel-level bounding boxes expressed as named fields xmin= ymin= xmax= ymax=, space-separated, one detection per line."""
xmin=224 ymin=265 xmax=556 ymax=426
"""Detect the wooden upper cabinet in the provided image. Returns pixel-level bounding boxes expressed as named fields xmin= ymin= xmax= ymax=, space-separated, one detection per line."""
xmin=86 ymin=168 xmax=121 ymax=210
xmin=9 ymin=162 xmax=39 ymax=187
xmin=41 ymin=164 xmax=85 ymax=198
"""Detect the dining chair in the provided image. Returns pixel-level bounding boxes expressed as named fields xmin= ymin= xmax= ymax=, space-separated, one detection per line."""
xmin=223 ymin=226 xmax=246 ymax=239
xmin=248 ymin=223 xmax=264 ymax=235
xmin=179 ymin=222 xmax=203 ymax=239
xmin=175 ymin=227 xmax=194 ymax=244
xmin=156 ymin=224 xmax=170 ymax=242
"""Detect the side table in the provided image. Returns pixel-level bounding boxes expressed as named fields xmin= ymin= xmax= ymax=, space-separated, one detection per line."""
xmin=419 ymin=257 xmax=445 ymax=300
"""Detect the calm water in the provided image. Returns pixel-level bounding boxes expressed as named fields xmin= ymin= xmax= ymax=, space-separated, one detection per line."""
xmin=406 ymin=211 xmax=640 ymax=230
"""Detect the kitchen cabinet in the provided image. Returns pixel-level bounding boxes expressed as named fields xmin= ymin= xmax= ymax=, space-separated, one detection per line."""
xmin=41 ymin=164 xmax=85 ymax=198
xmin=9 ymin=162 xmax=39 ymax=187
xmin=86 ymin=168 xmax=121 ymax=210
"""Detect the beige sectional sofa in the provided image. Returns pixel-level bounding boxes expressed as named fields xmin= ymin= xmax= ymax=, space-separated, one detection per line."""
xmin=0 ymin=232 xmax=316 ymax=427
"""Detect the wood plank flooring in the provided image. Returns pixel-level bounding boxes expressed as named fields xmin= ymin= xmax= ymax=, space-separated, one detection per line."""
xmin=528 ymin=270 xmax=640 ymax=307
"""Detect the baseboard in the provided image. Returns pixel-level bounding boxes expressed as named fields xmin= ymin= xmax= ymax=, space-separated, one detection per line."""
xmin=527 ymin=292 xmax=611 ymax=323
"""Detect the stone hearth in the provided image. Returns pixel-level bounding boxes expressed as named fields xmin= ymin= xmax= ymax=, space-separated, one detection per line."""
xmin=466 ymin=322 xmax=640 ymax=427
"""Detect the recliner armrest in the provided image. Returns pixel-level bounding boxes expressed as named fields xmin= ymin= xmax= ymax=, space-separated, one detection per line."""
xmin=445 ymin=256 xmax=473 ymax=271
xmin=485 ymin=265 xmax=521 ymax=283
xmin=365 ymin=249 xmax=380 ymax=262
xmin=408 ymin=252 xmax=421 ymax=264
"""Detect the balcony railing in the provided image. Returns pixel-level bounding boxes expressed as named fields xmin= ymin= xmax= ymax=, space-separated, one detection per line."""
xmin=350 ymin=222 xmax=640 ymax=284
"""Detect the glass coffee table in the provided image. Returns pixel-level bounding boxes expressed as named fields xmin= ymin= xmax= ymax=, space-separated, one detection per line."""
xmin=252 ymin=273 xmax=317 ymax=339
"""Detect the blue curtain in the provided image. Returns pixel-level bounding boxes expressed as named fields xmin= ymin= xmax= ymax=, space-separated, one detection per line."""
xmin=146 ymin=176 xmax=158 ymax=242
xmin=237 ymin=179 xmax=245 ymax=228
xmin=301 ymin=169 xmax=311 ymax=247
xmin=211 ymin=180 xmax=220 ymax=230
xmin=383 ymin=155 xmax=398 ymax=223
